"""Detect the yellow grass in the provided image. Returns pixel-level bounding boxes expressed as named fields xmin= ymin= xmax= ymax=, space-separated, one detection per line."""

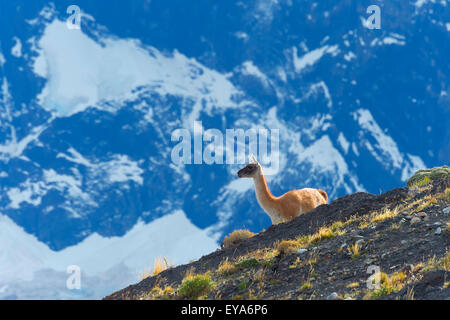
xmin=148 ymin=285 xmax=174 ymax=299
xmin=152 ymin=257 xmax=170 ymax=276
xmin=217 ymin=258 xmax=237 ymax=276
xmin=366 ymin=271 xmax=407 ymax=299
xmin=223 ymin=229 xmax=256 ymax=248
xmin=138 ymin=267 xmax=152 ymax=281
xmin=422 ymin=251 xmax=450 ymax=272
xmin=276 ymin=240 xmax=300 ymax=255
xmin=348 ymin=243 xmax=361 ymax=259
xmin=371 ymin=206 xmax=399 ymax=223
xmin=346 ymin=282 xmax=359 ymax=288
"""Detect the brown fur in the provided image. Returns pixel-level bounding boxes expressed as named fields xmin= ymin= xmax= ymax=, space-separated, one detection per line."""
xmin=238 ymin=159 xmax=328 ymax=224
xmin=317 ymin=189 xmax=328 ymax=203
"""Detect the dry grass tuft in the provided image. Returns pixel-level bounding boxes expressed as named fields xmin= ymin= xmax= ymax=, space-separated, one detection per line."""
xmin=366 ymin=271 xmax=407 ymax=299
xmin=348 ymin=243 xmax=361 ymax=259
xmin=148 ymin=285 xmax=174 ymax=300
xmin=299 ymin=282 xmax=312 ymax=291
xmin=309 ymin=226 xmax=336 ymax=244
xmin=152 ymin=257 xmax=170 ymax=276
xmin=346 ymin=282 xmax=359 ymax=288
xmin=276 ymin=240 xmax=300 ymax=255
xmin=138 ymin=267 xmax=153 ymax=281
xmin=371 ymin=206 xmax=399 ymax=223
xmin=422 ymin=251 xmax=450 ymax=272
xmin=297 ymin=226 xmax=339 ymax=248
xmin=404 ymin=287 xmax=415 ymax=300
xmin=138 ymin=256 xmax=170 ymax=280
xmin=217 ymin=258 xmax=237 ymax=276
xmin=223 ymin=229 xmax=256 ymax=248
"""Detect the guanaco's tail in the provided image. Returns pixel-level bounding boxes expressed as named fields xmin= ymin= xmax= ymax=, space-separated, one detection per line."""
xmin=317 ymin=189 xmax=328 ymax=204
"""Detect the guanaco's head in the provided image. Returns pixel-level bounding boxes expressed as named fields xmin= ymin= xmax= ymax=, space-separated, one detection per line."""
xmin=237 ymin=155 xmax=261 ymax=178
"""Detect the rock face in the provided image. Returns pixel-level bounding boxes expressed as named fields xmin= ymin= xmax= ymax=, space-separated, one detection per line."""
xmin=104 ymin=177 xmax=449 ymax=300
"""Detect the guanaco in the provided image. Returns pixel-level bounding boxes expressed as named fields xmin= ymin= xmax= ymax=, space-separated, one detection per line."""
xmin=237 ymin=155 xmax=328 ymax=224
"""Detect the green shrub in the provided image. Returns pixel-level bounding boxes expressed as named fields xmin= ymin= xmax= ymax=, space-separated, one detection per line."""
xmin=406 ymin=166 xmax=450 ymax=188
xmin=178 ymin=273 xmax=214 ymax=299
xmin=238 ymin=280 xmax=250 ymax=291
xmin=235 ymin=258 xmax=259 ymax=270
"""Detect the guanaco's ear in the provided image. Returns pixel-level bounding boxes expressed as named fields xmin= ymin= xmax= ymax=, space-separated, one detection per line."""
xmin=249 ymin=154 xmax=258 ymax=164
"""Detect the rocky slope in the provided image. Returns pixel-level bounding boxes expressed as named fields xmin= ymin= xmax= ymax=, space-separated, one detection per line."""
xmin=105 ymin=173 xmax=449 ymax=300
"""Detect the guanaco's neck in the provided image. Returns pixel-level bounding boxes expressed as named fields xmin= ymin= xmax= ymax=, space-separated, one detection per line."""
xmin=252 ymin=168 xmax=277 ymax=210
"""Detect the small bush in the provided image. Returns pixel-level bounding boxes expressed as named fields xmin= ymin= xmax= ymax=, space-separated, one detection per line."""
xmin=223 ymin=229 xmax=256 ymax=248
xmin=276 ymin=240 xmax=300 ymax=255
xmin=149 ymin=286 xmax=174 ymax=300
xmin=348 ymin=243 xmax=361 ymax=259
xmin=238 ymin=280 xmax=250 ymax=291
xmin=263 ymin=257 xmax=277 ymax=268
xmin=415 ymin=176 xmax=431 ymax=187
xmin=235 ymin=258 xmax=259 ymax=270
xmin=369 ymin=286 xmax=390 ymax=299
xmin=217 ymin=258 xmax=237 ymax=276
xmin=299 ymin=282 xmax=312 ymax=291
xmin=330 ymin=221 xmax=344 ymax=231
xmin=406 ymin=166 xmax=450 ymax=188
xmin=309 ymin=227 xmax=335 ymax=244
xmin=178 ymin=271 xmax=214 ymax=299
xmin=422 ymin=251 xmax=450 ymax=271
xmin=367 ymin=271 xmax=407 ymax=299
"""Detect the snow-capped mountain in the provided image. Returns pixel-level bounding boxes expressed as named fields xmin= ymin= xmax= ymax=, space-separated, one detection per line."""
xmin=0 ymin=0 xmax=448 ymax=299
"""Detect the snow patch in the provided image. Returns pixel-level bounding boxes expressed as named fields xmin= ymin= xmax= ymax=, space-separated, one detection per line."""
xmin=382 ymin=37 xmax=406 ymax=46
xmin=309 ymin=82 xmax=333 ymax=108
xmin=293 ymin=45 xmax=339 ymax=73
xmin=11 ymin=37 xmax=22 ymax=58
xmin=7 ymin=151 xmax=143 ymax=210
xmin=58 ymin=149 xmax=144 ymax=185
xmin=353 ymin=109 xmax=403 ymax=169
xmin=337 ymin=132 xmax=350 ymax=154
xmin=413 ymin=0 xmax=446 ymax=8
xmin=0 ymin=52 xmax=6 ymax=66
xmin=344 ymin=51 xmax=356 ymax=61
xmin=6 ymin=180 xmax=45 ymax=209
xmin=31 ymin=19 xmax=242 ymax=119
xmin=352 ymin=109 xmax=426 ymax=180
xmin=241 ymin=61 xmax=270 ymax=87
